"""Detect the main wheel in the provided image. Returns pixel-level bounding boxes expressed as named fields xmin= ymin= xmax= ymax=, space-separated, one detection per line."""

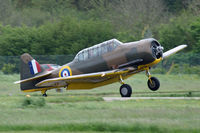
xmin=120 ymin=84 xmax=132 ymax=97
xmin=147 ymin=77 xmax=160 ymax=91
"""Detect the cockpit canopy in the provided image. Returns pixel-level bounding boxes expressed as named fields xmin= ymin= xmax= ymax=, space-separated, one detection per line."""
xmin=74 ymin=39 xmax=122 ymax=62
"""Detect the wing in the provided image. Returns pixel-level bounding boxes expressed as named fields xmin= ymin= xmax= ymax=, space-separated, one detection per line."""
xmin=163 ymin=45 xmax=187 ymax=59
xmin=35 ymin=68 xmax=137 ymax=89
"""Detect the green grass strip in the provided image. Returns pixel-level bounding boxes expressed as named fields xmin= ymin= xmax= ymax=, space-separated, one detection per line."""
xmin=0 ymin=123 xmax=199 ymax=133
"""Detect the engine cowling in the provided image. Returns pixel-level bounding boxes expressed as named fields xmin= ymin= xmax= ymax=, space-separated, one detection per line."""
xmin=151 ymin=41 xmax=163 ymax=59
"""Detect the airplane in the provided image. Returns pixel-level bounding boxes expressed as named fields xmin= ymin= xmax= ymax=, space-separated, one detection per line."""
xmin=15 ymin=38 xmax=187 ymax=97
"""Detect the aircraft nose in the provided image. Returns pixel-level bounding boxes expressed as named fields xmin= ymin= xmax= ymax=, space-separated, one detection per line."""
xmin=151 ymin=41 xmax=163 ymax=59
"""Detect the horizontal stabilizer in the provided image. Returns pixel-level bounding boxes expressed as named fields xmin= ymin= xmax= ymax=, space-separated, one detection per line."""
xmin=163 ymin=45 xmax=187 ymax=59
xmin=14 ymin=71 xmax=51 ymax=84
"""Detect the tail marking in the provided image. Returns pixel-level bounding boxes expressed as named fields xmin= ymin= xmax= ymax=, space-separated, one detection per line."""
xmin=28 ymin=59 xmax=41 ymax=75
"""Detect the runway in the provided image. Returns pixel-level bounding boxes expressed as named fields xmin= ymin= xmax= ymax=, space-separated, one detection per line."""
xmin=103 ymin=97 xmax=200 ymax=101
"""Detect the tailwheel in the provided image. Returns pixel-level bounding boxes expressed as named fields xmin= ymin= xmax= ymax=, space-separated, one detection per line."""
xmin=42 ymin=93 xmax=47 ymax=97
xmin=147 ymin=77 xmax=160 ymax=91
xmin=41 ymin=90 xmax=47 ymax=97
xmin=120 ymin=84 xmax=132 ymax=97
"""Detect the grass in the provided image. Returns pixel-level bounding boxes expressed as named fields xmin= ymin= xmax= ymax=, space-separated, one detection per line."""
xmin=1 ymin=99 xmax=200 ymax=132
xmin=0 ymin=73 xmax=200 ymax=132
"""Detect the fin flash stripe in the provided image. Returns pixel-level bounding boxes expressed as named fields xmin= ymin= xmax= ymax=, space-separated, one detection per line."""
xmin=28 ymin=59 xmax=41 ymax=75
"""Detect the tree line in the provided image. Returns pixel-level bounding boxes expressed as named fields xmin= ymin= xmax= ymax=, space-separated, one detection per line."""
xmin=0 ymin=0 xmax=199 ymax=56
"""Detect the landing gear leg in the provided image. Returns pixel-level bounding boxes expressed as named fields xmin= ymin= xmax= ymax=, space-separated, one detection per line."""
xmin=119 ymin=75 xmax=132 ymax=97
xmin=146 ymin=68 xmax=160 ymax=91
xmin=41 ymin=90 xmax=47 ymax=97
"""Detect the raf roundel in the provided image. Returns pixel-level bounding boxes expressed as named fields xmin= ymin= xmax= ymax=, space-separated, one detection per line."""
xmin=61 ymin=69 xmax=70 ymax=77
xmin=59 ymin=66 xmax=72 ymax=78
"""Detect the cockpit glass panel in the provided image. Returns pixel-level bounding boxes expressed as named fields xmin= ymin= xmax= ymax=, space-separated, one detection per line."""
xmin=93 ymin=48 xmax=98 ymax=56
xmin=113 ymin=40 xmax=119 ymax=48
xmin=88 ymin=49 xmax=92 ymax=58
xmin=83 ymin=50 xmax=88 ymax=60
xmin=78 ymin=52 xmax=84 ymax=61
xmin=101 ymin=45 xmax=108 ymax=53
xmin=97 ymin=47 xmax=100 ymax=56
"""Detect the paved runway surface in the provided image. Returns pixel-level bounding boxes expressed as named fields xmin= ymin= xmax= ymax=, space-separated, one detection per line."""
xmin=103 ymin=97 xmax=200 ymax=101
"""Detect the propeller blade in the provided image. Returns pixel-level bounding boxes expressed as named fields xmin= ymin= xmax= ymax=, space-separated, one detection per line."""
xmin=163 ymin=45 xmax=187 ymax=59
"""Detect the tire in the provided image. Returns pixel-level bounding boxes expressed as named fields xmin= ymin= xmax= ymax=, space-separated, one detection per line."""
xmin=42 ymin=93 xmax=47 ymax=97
xmin=147 ymin=77 xmax=160 ymax=91
xmin=120 ymin=84 xmax=132 ymax=97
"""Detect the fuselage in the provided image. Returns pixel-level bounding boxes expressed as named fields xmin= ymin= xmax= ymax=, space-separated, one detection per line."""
xmin=50 ymin=38 xmax=163 ymax=78
xmin=19 ymin=38 xmax=165 ymax=92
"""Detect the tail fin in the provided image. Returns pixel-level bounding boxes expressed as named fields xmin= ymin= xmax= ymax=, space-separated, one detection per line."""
xmin=20 ymin=53 xmax=44 ymax=80
xmin=17 ymin=53 xmax=50 ymax=91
